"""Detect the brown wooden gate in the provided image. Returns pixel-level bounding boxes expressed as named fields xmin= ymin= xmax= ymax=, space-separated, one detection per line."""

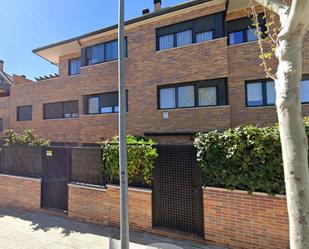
xmin=42 ymin=147 xmax=69 ymax=211
xmin=153 ymin=145 xmax=204 ymax=236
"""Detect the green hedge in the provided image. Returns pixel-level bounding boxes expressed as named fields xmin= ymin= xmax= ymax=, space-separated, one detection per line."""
xmin=101 ymin=135 xmax=158 ymax=187
xmin=194 ymin=118 xmax=309 ymax=195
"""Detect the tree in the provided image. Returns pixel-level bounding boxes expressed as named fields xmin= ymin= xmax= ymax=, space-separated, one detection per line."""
xmin=252 ymin=0 xmax=309 ymax=248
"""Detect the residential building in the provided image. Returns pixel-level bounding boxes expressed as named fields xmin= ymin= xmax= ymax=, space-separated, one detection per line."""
xmin=1 ymin=0 xmax=309 ymax=145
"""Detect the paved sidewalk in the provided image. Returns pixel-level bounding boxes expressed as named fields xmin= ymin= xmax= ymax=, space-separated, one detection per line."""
xmin=0 ymin=208 xmax=226 ymax=249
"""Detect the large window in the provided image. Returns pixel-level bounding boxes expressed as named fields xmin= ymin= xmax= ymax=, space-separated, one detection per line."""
xmin=44 ymin=101 xmax=78 ymax=119
xmin=226 ymin=15 xmax=266 ymax=45
xmin=158 ymin=79 xmax=227 ymax=109
xmin=156 ymin=12 xmax=224 ymax=51
xmin=246 ymin=77 xmax=309 ymax=107
xmin=83 ymin=39 xmax=127 ymax=66
xmin=68 ymin=58 xmax=81 ymax=76
xmin=17 ymin=105 xmax=32 ymax=121
xmin=85 ymin=91 xmax=128 ymax=115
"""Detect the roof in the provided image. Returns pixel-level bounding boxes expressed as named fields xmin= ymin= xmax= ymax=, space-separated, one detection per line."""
xmin=32 ymin=0 xmax=215 ymax=64
xmin=0 ymin=71 xmax=13 ymax=85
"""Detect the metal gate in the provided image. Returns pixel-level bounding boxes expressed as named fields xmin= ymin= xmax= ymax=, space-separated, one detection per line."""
xmin=42 ymin=147 xmax=69 ymax=211
xmin=153 ymin=145 xmax=204 ymax=236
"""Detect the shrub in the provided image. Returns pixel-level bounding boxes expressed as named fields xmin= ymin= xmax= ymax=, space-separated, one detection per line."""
xmin=101 ymin=135 xmax=158 ymax=187
xmin=4 ymin=129 xmax=50 ymax=147
xmin=194 ymin=118 xmax=309 ymax=195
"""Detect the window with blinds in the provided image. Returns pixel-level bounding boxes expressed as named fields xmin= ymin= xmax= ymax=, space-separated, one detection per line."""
xmin=44 ymin=101 xmax=78 ymax=119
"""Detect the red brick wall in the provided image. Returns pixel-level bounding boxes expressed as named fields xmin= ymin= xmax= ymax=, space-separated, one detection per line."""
xmin=68 ymin=184 xmax=152 ymax=231
xmin=0 ymin=174 xmax=41 ymax=210
xmin=204 ymin=187 xmax=289 ymax=249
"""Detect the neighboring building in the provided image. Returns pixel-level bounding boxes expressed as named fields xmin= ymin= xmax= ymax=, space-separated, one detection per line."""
xmin=0 ymin=60 xmax=12 ymax=96
xmin=0 ymin=0 xmax=309 ymax=145
xmin=0 ymin=60 xmax=13 ymax=135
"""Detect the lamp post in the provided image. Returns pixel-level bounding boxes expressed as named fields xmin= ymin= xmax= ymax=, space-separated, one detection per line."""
xmin=118 ymin=0 xmax=129 ymax=248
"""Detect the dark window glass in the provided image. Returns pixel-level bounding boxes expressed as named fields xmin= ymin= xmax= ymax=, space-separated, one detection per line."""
xmin=229 ymin=30 xmax=244 ymax=45
xmin=227 ymin=15 xmax=266 ymax=45
xmin=105 ymin=40 xmax=118 ymax=61
xmin=44 ymin=101 xmax=78 ymax=119
xmin=17 ymin=105 xmax=32 ymax=121
xmin=0 ymin=118 xmax=3 ymax=132
xmin=68 ymin=58 xmax=81 ymax=76
xmin=85 ymin=91 xmax=128 ymax=114
xmin=156 ymin=12 xmax=224 ymax=51
xmin=158 ymin=79 xmax=226 ymax=110
xmin=84 ymin=38 xmax=127 ymax=66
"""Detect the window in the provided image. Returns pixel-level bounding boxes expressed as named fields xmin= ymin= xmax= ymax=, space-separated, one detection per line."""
xmin=159 ymin=35 xmax=174 ymax=50
xmin=156 ymin=12 xmax=224 ymax=51
xmin=83 ymin=38 xmax=127 ymax=66
xmin=85 ymin=91 xmax=128 ymax=114
xmin=17 ymin=105 xmax=32 ymax=121
xmin=266 ymin=81 xmax=276 ymax=105
xmin=176 ymin=30 xmax=192 ymax=47
xmin=158 ymin=79 xmax=227 ymax=109
xmin=88 ymin=97 xmax=99 ymax=114
xmin=44 ymin=101 xmax=78 ymax=119
xmin=301 ymin=79 xmax=309 ymax=103
xmin=159 ymin=88 xmax=175 ymax=109
xmin=198 ymin=87 xmax=217 ymax=106
xmin=196 ymin=31 xmax=214 ymax=43
xmin=68 ymin=58 xmax=81 ymax=76
xmin=226 ymin=15 xmax=266 ymax=45
xmin=0 ymin=118 xmax=3 ymax=132
xmin=178 ymin=85 xmax=194 ymax=107
xmin=246 ymin=77 xmax=309 ymax=107
xmin=246 ymin=81 xmax=275 ymax=107
xmin=247 ymin=82 xmax=264 ymax=106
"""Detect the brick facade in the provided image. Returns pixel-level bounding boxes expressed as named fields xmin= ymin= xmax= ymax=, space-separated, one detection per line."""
xmin=1 ymin=0 xmax=308 ymax=144
xmin=68 ymin=184 xmax=152 ymax=231
xmin=0 ymin=174 xmax=41 ymax=210
xmin=203 ymin=187 xmax=289 ymax=249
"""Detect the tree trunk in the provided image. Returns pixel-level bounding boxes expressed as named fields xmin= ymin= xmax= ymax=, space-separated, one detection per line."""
xmin=276 ymin=33 xmax=309 ymax=248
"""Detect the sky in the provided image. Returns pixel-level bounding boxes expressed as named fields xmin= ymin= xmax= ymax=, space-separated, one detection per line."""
xmin=0 ymin=0 xmax=184 ymax=80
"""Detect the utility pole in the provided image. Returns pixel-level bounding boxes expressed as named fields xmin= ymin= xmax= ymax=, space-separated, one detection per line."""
xmin=118 ymin=0 xmax=129 ymax=248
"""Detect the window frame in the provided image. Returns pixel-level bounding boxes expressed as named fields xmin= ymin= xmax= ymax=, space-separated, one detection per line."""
xmin=195 ymin=30 xmax=214 ymax=43
xmin=17 ymin=105 xmax=32 ymax=121
xmin=156 ymin=12 xmax=224 ymax=51
xmin=43 ymin=100 xmax=79 ymax=120
xmin=84 ymin=91 xmax=128 ymax=115
xmin=300 ymin=75 xmax=309 ymax=104
xmin=83 ymin=38 xmax=128 ymax=66
xmin=245 ymin=80 xmax=275 ymax=107
xmin=68 ymin=57 xmax=81 ymax=76
xmin=226 ymin=15 xmax=266 ymax=46
xmin=158 ymin=79 xmax=226 ymax=110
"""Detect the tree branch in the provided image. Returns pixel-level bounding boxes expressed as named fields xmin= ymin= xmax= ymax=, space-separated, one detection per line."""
xmin=254 ymin=0 xmax=290 ymax=16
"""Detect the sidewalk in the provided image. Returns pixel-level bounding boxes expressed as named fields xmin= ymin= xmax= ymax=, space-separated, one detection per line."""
xmin=0 ymin=208 xmax=226 ymax=249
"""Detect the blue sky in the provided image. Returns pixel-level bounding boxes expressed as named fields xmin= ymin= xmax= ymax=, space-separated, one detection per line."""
xmin=0 ymin=0 xmax=184 ymax=80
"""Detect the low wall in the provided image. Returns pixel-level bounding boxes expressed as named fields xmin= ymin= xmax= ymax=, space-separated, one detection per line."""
xmin=204 ymin=187 xmax=289 ymax=249
xmin=68 ymin=183 xmax=152 ymax=231
xmin=0 ymin=174 xmax=41 ymax=210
